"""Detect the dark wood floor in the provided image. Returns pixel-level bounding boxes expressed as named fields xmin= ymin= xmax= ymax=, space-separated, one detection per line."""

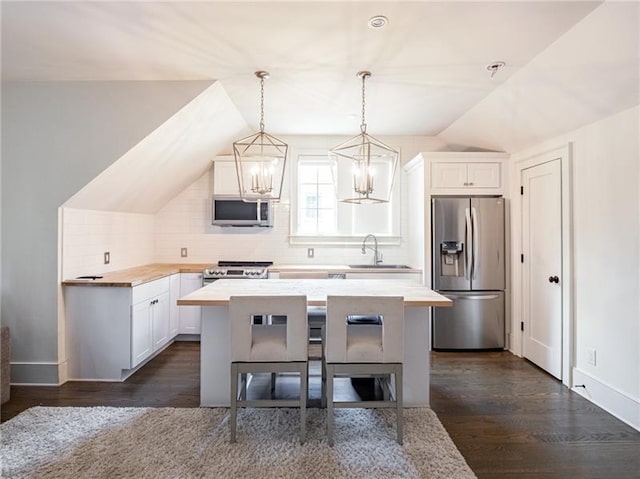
xmin=2 ymin=342 xmax=639 ymax=478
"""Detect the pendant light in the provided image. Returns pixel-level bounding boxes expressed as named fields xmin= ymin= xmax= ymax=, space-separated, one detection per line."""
xmin=233 ymin=71 xmax=287 ymax=202
xmin=330 ymin=71 xmax=398 ymax=204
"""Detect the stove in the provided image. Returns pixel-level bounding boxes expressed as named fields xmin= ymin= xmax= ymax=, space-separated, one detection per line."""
xmin=202 ymin=260 xmax=273 ymax=283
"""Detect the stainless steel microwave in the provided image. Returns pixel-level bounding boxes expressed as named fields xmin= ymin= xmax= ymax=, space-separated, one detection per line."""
xmin=211 ymin=196 xmax=273 ymax=227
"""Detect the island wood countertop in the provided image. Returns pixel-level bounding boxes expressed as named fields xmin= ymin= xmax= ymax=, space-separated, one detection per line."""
xmin=178 ymin=278 xmax=451 ymax=308
xmin=62 ymin=263 xmax=211 ymax=287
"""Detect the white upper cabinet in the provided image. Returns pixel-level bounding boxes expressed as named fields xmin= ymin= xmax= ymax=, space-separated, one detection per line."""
xmin=426 ymin=152 xmax=508 ymax=195
xmin=431 ymin=161 xmax=501 ymax=189
xmin=212 ymin=157 xmax=240 ymax=195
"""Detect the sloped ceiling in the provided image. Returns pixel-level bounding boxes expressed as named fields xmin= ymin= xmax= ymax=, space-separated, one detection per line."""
xmin=63 ymin=82 xmax=248 ymax=213
xmin=2 ymin=1 xmax=602 ymax=137
xmin=439 ymin=2 xmax=640 ymax=153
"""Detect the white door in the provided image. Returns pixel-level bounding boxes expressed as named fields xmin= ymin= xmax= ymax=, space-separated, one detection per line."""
xmin=522 ymin=159 xmax=562 ymax=379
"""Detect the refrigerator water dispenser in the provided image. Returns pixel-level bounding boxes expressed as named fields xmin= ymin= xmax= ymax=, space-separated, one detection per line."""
xmin=440 ymin=241 xmax=463 ymax=276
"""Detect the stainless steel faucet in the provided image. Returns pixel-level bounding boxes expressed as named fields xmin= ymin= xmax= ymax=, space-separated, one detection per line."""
xmin=361 ymin=234 xmax=383 ymax=265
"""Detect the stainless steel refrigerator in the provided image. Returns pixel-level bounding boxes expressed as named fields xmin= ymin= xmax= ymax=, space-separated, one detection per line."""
xmin=432 ymin=197 xmax=505 ymax=349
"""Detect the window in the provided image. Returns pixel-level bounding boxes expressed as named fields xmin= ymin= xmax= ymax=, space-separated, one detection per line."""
xmin=296 ymin=158 xmax=338 ymax=235
xmin=291 ymin=151 xmax=401 ymax=243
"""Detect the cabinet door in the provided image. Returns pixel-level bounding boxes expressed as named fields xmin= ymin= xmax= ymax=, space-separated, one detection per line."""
xmin=179 ymin=274 xmax=203 ymax=334
xmin=431 ymin=163 xmax=467 ymax=188
xmin=169 ymin=274 xmax=180 ymax=338
xmin=213 ymin=160 xmax=240 ymax=195
xmin=131 ymin=300 xmax=152 ymax=367
xmin=467 ymin=163 xmax=501 ymax=188
xmin=152 ymin=291 xmax=170 ymax=349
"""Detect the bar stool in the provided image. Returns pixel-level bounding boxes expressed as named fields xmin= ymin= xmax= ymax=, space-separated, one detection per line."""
xmin=229 ymin=295 xmax=308 ymax=443
xmin=324 ymin=295 xmax=404 ymax=445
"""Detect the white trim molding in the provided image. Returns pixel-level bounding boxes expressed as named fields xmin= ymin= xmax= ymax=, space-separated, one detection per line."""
xmin=510 ymin=143 xmax=574 ymax=387
xmin=573 ymin=367 xmax=640 ymax=431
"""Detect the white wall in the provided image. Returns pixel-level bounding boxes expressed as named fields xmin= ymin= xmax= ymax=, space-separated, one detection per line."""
xmin=154 ymin=135 xmax=447 ymax=266
xmin=61 ymin=208 xmax=155 ymax=280
xmin=1 ymin=80 xmax=214 ymax=384
xmin=511 ymin=105 xmax=640 ymax=429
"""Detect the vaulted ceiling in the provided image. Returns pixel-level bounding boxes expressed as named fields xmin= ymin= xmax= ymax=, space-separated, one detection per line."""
xmin=2 ymin=1 xmax=638 ymax=153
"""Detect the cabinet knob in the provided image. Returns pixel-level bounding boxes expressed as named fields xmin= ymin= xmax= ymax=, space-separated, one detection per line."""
xmin=548 ymin=275 xmax=559 ymax=284
xmin=468 ymin=182 xmax=474 ymax=186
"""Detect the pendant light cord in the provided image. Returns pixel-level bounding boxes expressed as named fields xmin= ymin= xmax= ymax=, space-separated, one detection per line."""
xmin=360 ymin=73 xmax=367 ymax=134
xmin=259 ymin=76 xmax=265 ymax=133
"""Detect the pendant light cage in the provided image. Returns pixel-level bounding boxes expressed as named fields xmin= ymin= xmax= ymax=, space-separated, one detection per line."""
xmin=330 ymin=71 xmax=399 ymax=204
xmin=233 ymin=71 xmax=288 ymax=202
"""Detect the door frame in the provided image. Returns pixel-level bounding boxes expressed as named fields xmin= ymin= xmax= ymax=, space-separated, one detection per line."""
xmin=510 ymin=143 xmax=573 ymax=387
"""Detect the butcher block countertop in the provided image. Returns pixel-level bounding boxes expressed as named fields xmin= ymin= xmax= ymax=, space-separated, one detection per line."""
xmin=62 ymin=262 xmax=422 ymax=288
xmin=61 ymin=263 xmax=210 ymax=287
xmin=178 ymin=278 xmax=451 ymax=308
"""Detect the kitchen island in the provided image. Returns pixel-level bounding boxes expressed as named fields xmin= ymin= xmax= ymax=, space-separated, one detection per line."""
xmin=178 ymin=278 xmax=451 ymax=407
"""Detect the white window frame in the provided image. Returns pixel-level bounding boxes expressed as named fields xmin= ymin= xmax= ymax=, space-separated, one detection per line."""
xmin=289 ymin=148 xmax=402 ymax=245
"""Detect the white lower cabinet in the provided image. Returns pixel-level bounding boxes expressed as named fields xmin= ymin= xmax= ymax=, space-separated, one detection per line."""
xmin=151 ymin=291 xmax=170 ymax=349
xmin=131 ymin=299 xmax=153 ymax=367
xmin=169 ymin=273 xmax=181 ymax=337
xmin=65 ymin=275 xmax=177 ymax=381
xmin=179 ymin=273 xmax=203 ymax=334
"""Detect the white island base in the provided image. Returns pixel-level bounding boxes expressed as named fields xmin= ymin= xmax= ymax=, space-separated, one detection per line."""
xmin=200 ymin=305 xmax=431 ymax=407
xmin=178 ymin=278 xmax=451 ymax=408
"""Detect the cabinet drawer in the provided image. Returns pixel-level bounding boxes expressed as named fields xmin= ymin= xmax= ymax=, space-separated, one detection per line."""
xmin=132 ymin=276 xmax=170 ymax=304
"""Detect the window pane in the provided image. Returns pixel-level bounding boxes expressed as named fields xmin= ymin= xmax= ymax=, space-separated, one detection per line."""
xmin=317 ymin=209 xmax=337 ymax=234
xmin=294 ymin=151 xmax=398 ymax=238
xmin=297 ymin=208 xmax=317 ymax=234
xmin=317 ymin=185 xmax=336 ymax=209
xmin=298 ymin=164 xmax=319 ymax=184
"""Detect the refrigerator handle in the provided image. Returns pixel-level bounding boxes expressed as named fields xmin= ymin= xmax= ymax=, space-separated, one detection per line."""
xmin=465 ymin=207 xmax=472 ymax=280
xmin=471 ymin=206 xmax=479 ymax=280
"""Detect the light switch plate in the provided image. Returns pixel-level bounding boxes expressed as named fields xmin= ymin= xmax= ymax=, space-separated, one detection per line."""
xmin=587 ymin=348 xmax=596 ymax=366
xmin=181 ymin=248 xmax=188 ymax=258
xmin=307 ymin=248 xmax=314 ymax=258
xmin=103 ymin=252 xmax=110 ymax=264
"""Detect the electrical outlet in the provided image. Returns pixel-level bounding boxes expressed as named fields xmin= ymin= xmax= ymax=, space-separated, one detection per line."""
xmin=103 ymin=252 xmax=110 ymax=265
xmin=307 ymin=248 xmax=314 ymax=258
xmin=587 ymin=348 xmax=597 ymax=366
xmin=181 ymin=247 xmax=188 ymax=258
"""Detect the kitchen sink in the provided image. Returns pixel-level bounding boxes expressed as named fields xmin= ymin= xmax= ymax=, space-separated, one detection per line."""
xmin=348 ymin=264 xmax=412 ymax=269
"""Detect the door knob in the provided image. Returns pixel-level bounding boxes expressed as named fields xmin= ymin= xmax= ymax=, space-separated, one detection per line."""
xmin=548 ymin=275 xmax=559 ymax=284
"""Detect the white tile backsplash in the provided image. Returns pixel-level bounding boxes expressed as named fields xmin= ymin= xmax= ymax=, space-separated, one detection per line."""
xmin=61 ymin=207 xmax=155 ymax=280
xmin=153 ymin=169 xmax=412 ymax=266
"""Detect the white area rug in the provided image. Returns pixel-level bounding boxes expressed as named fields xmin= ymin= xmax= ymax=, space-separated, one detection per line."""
xmin=1 ymin=406 xmax=476 ymax=479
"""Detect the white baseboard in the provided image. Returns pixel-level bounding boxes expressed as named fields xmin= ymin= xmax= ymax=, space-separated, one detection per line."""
xmin=572 ymin=367 xmax=640 ymax=431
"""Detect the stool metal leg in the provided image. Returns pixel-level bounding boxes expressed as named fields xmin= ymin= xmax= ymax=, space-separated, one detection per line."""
xmin=395 ymin=367 xmax=403 ymax=445
xmin=300 ymin=364 xmax=307 ymax=444
xmin=326 ymin=364 xmax=335 ymax=446
xmin=230 ymin=363 xmax=238 ymax=443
